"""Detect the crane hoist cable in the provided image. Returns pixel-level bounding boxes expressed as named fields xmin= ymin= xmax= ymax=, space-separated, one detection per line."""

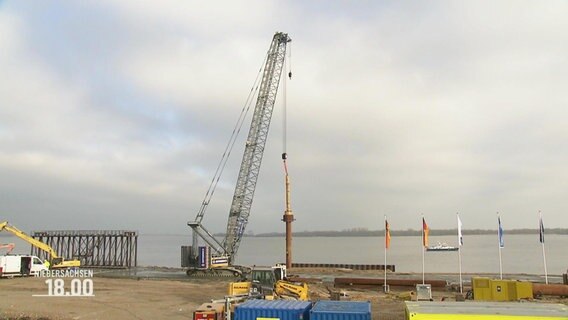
xmin=282 ymin=41 xmax=292 ymax=157
xmin=288 ymin=41 xmax=292 ymax=80
xmin=282 ymin=43 xmax=294 ymax=269
xmin=195 ymin=53 xmax=269 ymax=221
xmin=281 ymin=40 xmax=292 ymax=195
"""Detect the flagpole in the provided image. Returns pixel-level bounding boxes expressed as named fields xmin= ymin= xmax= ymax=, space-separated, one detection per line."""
xmin=422 ymin=214 xmax=425 ymax=285
xmin=498 ymin=242 xmax=503 ymax=280
xmin=457 ymin=213 xmax=463 ymax=294
xmin=384 ymin=215 xmax=387 ymax=290
xmin=541 ymin=240 xmax=548 ymax=284
xmin=458 ymin=246 xmax=463 ymax=293
xmin=497 ymin=212 xmax=503 ymax=280
xmin=540 ymin=211 xmax=548 ymax=284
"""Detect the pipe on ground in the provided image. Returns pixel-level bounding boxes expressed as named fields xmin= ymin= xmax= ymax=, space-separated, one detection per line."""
xmin=533 ymin=283 xmax=568 ymax=297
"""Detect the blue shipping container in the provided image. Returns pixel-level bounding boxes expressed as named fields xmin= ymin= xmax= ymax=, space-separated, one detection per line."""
xmin=234 ymin=299 xmax=312 ymax=320
xmin=310 ymin=301 xmax=371 ymax=320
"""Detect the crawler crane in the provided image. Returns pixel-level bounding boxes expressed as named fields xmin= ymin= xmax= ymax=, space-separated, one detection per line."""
xmin=186 ymin=32 xmax=291 ymax=277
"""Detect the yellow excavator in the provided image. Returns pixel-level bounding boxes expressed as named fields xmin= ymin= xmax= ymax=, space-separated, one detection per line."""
xmin=0 ymin=221 xmax=81 ymax=268
xmin=228 ymin=264 xmax=309 ymax=300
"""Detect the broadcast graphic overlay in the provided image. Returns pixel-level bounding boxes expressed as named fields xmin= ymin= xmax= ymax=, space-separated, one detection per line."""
xmin=33 ymin=269 xmax=95 ymax=297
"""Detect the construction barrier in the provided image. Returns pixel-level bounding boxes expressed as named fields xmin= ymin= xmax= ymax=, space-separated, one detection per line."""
xmin=291 ymin=263 xmax=395 ymax=272
xmin=334 ymin=277 xmax=447 ymax=288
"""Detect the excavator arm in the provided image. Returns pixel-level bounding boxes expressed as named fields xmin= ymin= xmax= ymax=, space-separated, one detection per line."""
xmin=0 ymin=221 xmax=80 ymax=268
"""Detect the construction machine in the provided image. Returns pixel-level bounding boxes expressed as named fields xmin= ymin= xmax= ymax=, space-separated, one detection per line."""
xmin=274 ymin=280 xmax=309 ymax=300
xmin=228 ymin=264 xmax=309 ymax=301
xmin=0 ymin=243 xmax=15 ymax=254
xmin=185 ymin=32 xmax=291 ymax=277
xmin=0 ymin=221 xmax=81 ymax=268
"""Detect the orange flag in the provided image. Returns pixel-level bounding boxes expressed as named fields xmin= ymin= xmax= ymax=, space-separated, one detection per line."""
xmin=422 ymin=217 xmax=429 ymax=247
xmin=385 ymin=219 xmax=391 ymax=249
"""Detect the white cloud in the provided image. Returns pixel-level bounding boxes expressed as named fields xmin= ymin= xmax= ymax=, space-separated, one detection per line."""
xmin=1 ymin=1 xmax=568 ymax=234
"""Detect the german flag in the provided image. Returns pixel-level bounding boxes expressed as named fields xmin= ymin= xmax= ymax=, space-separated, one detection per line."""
xmin=385 ymin=219 xmax=391 ymax=250
xmin=422 ymin=217 xmax=429 ymax=247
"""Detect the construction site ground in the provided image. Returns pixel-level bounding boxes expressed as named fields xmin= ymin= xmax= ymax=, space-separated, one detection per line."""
xmin=0 ymin=267 xmax=566 ymax=320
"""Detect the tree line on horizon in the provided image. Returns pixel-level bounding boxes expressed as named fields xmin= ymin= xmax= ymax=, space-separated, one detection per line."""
xmin=235 ymin=227 xmax=568 ymax=237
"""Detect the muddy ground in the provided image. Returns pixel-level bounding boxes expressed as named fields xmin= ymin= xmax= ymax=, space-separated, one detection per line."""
xmin=0 ymin=268 xmax=565 ymax=320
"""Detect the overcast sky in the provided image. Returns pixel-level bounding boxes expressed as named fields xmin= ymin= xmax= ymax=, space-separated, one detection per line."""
xmin=1 ymin=1 xmax=567 ymax=235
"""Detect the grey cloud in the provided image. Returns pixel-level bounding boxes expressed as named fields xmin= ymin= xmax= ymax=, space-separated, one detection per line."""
xmin=1 ymin=1 xmax=567 ymax=235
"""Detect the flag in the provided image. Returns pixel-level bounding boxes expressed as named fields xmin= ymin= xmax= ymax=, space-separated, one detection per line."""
xmin=457 ymin=215 xmax=463 ymax=246
xmin=422 ymin=218 xmax=429 ymax=247
xmin=498 ymin=217 xmax=504 ymax=248
xmin=385 ymin=219 xmax=391 ymax=249
xmin=539 ymin=216 xmax=545 ymax=244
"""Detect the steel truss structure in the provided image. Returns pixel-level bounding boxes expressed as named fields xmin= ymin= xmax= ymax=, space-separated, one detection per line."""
xmin=31 ymin=230 xmax=138 ymax=268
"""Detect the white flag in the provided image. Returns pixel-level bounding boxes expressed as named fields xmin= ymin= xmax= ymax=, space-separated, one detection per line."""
xmin=457 ymin=215 xmax=463 ymax=246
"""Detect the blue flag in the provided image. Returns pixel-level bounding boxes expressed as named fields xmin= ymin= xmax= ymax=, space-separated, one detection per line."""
xmin=539 ymin=217 xmax=545 ymax=244
xmin=498 ymin=217 xmax=504 ymax=248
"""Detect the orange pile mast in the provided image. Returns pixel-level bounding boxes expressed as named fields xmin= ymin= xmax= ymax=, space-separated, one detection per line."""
xmin=282 ymin=152 xmax=294 ymax=270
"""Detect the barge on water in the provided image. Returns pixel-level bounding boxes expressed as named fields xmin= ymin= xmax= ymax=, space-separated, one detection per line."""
xmin=426 ymin=242 xmax=459 ymax=252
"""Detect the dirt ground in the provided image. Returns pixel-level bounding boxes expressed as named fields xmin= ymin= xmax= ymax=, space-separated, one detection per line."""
xmin=0 ymin=269 xmax=565 ymax=320
xmin=0 ymin=272 xmax=403 ymax=320
xmin=0 ymin=276 xmax=229 ymax=320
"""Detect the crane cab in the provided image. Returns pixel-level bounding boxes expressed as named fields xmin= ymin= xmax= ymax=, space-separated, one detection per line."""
xmin=227 ymin=264 xmax=286 ymax=296
xmin=251 ymin=264 xmax=287 ymax=284
xmin=249 ymin=264 xmax=287 ymax=296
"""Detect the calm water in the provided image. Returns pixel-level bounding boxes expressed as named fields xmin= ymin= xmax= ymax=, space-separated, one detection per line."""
xmin=233 ymin=234 xmax=567 ymax=274
xmin=4 ymin=234 xmax=567 ymax=274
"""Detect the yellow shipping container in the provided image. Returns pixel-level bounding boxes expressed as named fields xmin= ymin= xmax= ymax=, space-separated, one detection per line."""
xmin=473 ymin=278 xmax=533 ymax=301
xmin=405 ymin=301 xmax=568 ymax=319
xmin=491 ymin=280 xmax=513 ymax=301
xmin=515 ymin=281 xmax=533 ymax=300
xmin=472 ymin=277 xmax=492 ymax=301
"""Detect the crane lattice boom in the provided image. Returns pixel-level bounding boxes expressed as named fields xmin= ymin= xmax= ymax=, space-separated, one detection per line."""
xmin=223 ymin=32 xmax=290 ymax=261
xmin=188 ymin=32 xmax=290 ymax=264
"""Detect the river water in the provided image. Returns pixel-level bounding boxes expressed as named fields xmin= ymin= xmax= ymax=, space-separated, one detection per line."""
xmin=138 ymin=233 xmax=567 ymax=274
xmin=5 ymin=234 xmax=567 ymax=274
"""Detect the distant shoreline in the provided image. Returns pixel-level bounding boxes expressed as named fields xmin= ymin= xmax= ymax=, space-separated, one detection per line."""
xmin=2 ymin=228 xmax=567 ymax=238
xmin=226 ymin=228 xmax=568 ymax=237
